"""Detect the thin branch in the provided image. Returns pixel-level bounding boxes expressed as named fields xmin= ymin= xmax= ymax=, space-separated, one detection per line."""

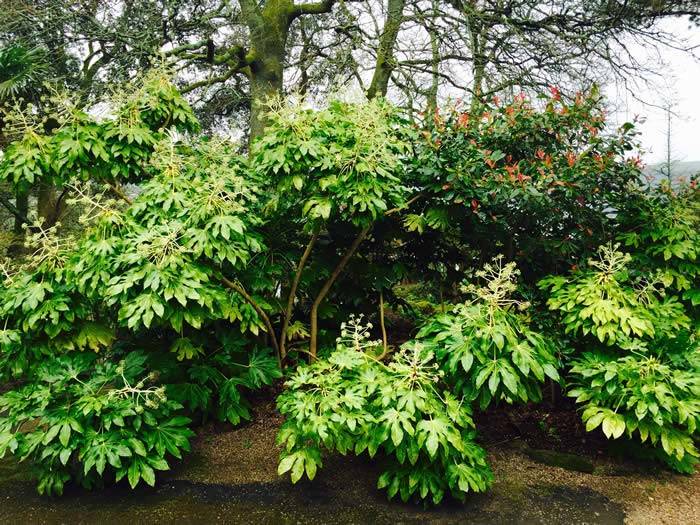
xmin=221 ymin=275 xmax=281 ymax=365
xmin=385 ymin=193 xmax=423 ymax=216
xmin=279 ymin=227 xmax=319 ymax=361
xmin=309 ymin=225 xmax=371 ymax=358
xmin=108 ymin=183 xmax=133 ymax=205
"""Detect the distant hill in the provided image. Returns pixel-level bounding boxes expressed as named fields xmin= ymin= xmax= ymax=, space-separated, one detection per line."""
xmin=644 ymin=160 xmax=700 ymax=185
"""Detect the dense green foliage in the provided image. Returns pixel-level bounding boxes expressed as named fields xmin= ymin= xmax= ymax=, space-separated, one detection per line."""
xmin=0 ymin=352 xmax=193 ymax=495
xmin=0 ymin=72 xmax=279 ymax=493
xmin=0 ymin=73 xmax=697 ymax=501
xmin=618 ymin=184 xmax=700 ymax=310
xmin=277 ymin=316 xmax=492 ymax=504
xmin=0 ymin=70 xmax=198 ymax=192
xmin=568 ymin=334 xmax=700 ymax=473
xmin=403 ymin=89 xmax=642 ymax=285
xmin=417 ymin=257 xmax=560 ymax=409
xmin=540 ymin=244 xmax=690 ymax=345
xmin=542 ymin=244 xmax=699 ymax=473
xmin=253 ymin=99 xmax=408 ymax=227
xmin=0 ymin=44 xmax=50 ymax=102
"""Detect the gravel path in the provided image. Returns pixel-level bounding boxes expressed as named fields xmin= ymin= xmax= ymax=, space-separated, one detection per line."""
xmin=0 ymin=402 xmax=696 ymax=524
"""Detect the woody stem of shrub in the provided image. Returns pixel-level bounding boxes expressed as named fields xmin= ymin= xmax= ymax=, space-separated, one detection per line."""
xmin=279 ymin=228 xmax=319 ymax=362
xmin=309 ymin=226 xmax=371 ymax=359
xmin=109 ymin=183 xmax=133 ymax=205
xmin=221 ymin=276 xmax=281 ymax=366
xmin=379 ymin=290 xmax=389 ymax=358
xmin=307 ymin=194 xmax=423 ymax=360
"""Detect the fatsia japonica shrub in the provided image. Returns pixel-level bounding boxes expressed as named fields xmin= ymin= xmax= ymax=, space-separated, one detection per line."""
xmin=90 ymin=137 xmax=267 ymax=335
xmin=252 ymin=98 xmax=408 ymax=227
xmin=539 ymin=244 xmax=690 ymax=345
xmin=568 ymin=334 xmax=700 ymax=473
xmin=8 ymin=140 xmax=274 ymax=364
xmin=0 ymin=219 xmax=113 ymax=378
xmin=277 ymin=315 xmax=493 ymax=505
xmin=541 ymin=245 xmax=698 ymax=472
xmin=0 ymin=73 xmax=281 ymax=493
xmin=0 ymin=127 xmax=270 ymax=383
xmin=0 ymin=68 xmax=199 ymax=193
xmin=0 ymin=352 xmax=193 ymax=495
xmin=416 ymin=257 xmax=560 ymax=410
xmin=617 ymin=182 xmax=700 ymax=313
xmin=250 ymin=98 xmax=411 ymax=358
xmin=403 ymin=88 xmax=643 ymax=286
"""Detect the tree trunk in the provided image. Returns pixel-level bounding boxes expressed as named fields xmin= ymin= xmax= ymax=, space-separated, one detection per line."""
xmin=467 ymin=16 xmax=487 ymax=115
xmin=245 ymin=1 xmax=291 ymax=144
xmin=37 ymin=182 xmax=56 ymax=225
xmin=249 ymin=61 xmax=284 ymax=143
xmin=366 ymin=0 xmax=406 ymax=100
xmin=426 ymin=0 xmax=440 ymax=113
xmin=232 ymin=0 xmax=339 ymax=143
xmin=14 ymin=190 xmax=28 ymax=235
xmin=296 ymin=20 xmax=312 ymax=97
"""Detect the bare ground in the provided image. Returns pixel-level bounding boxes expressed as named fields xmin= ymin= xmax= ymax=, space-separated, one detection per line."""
xmin=0 ymin=397 xmax=697 ymax=524
xmin=178 ymin=398 xmax=699 ymax=525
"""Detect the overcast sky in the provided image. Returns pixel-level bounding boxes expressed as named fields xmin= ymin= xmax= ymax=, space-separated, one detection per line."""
xmin=607 ymin=18 xmax=700 ymax=164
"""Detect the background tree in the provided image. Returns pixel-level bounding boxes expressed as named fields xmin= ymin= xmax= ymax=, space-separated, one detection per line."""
xmin=654 ymin=102 xmax=683 ymax=185
xmin=5 ymin=1 xmax=698 ymax=141
xmin=0 ymin=44 xmax=52 ymax=236
xmin=369 ymin=0 xmax=700 ymax=115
